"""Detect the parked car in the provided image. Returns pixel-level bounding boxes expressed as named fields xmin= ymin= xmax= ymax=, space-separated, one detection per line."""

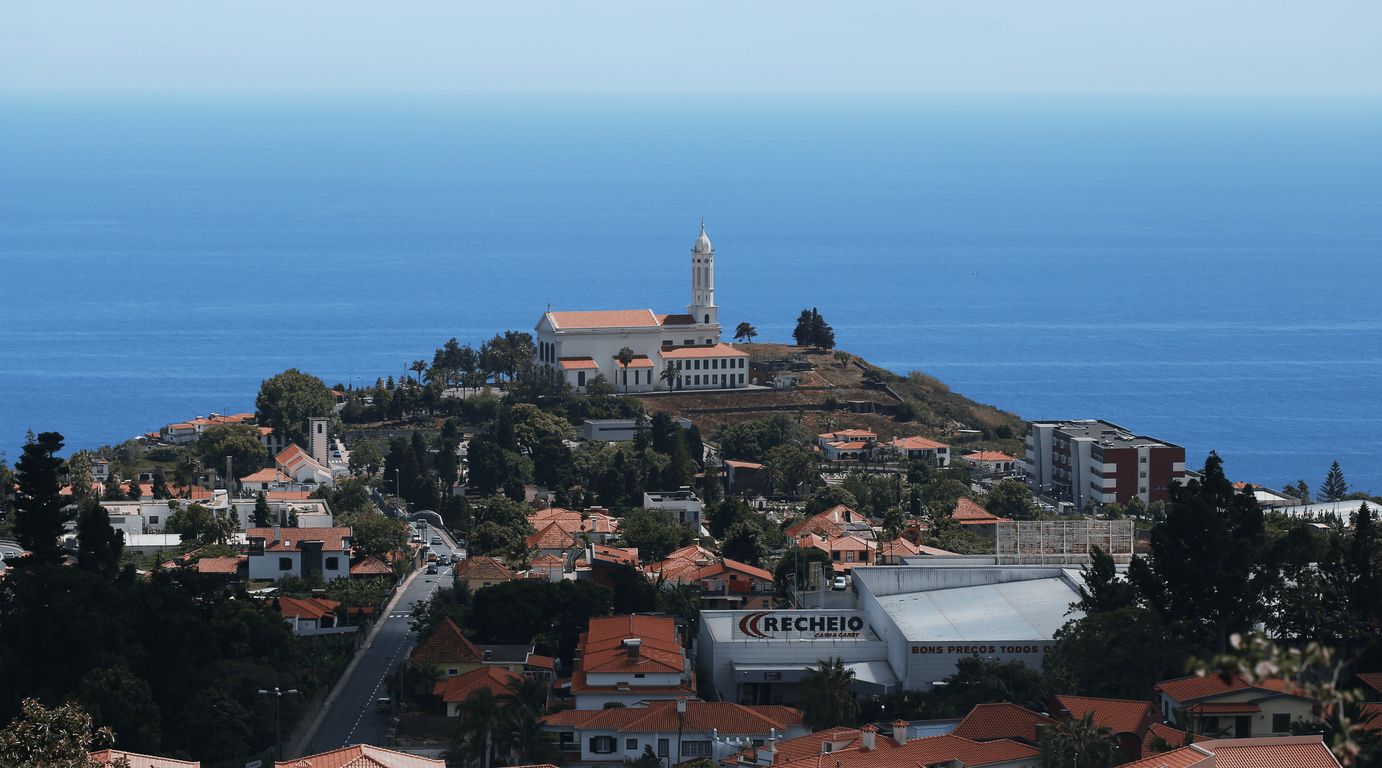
xmin=831 ymin=575 xmax=848 ymax=591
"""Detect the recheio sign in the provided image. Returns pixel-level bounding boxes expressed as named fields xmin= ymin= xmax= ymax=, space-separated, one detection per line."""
xmin=733 ymin=611 xmax=868 ymax=640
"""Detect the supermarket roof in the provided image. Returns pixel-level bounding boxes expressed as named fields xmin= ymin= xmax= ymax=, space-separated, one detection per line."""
xmin=872 ymin=574 xmax=1084 ymax=642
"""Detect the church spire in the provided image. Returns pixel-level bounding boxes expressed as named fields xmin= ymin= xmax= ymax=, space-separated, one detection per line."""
xmin=689 ymin=221 xmax=717 ymax=330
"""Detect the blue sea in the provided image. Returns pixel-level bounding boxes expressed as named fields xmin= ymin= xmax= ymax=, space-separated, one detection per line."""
xmin=2 ymin=94 xmax=1380 ymax=494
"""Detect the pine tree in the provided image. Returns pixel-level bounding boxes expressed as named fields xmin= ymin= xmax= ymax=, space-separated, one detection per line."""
xmin=792 ymin=309 xmax=814 ymax=346
xmin=75 ymin=499 xmax=124 ymax=575
xmin=150 ymin=471 xmax=171 ymax=500
xmin=126 ymin=477 xmax=142 ymax=501
xmin=253 ymin=491 xmax=272 ymax=528
xmin=102 ymin=475 xmax=126 ymax=502
xmin=1321 ymin=461 xmax=1348 ymax=502
xmin=14 ymin=432 xmax=69 ymax=565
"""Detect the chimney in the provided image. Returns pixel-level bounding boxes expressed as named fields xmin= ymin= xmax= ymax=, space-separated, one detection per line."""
xmin=677 ymin=696 xmax=687 ymax=714
xmin=859 ymin=725 xmax=877 ymax=751
xmin=764 ymin=730 xmax=777 ymax=764
xmin=891 ymin=720 xmax=909 ymax=746
xmin=272 ymin=523 xmax=281 ymax=542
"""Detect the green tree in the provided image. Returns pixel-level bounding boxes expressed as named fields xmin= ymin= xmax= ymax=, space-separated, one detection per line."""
xmin=721 ymin=518 xmax=767 ymax=566
xmin=75 ymin=499 xmax=124 ymax=576
xmin=1039 ymin=712 xmax=1116 ymax=768
xmin=1043 ymin=606 xmax=1191 ymax=700
xmin=0 ymin=698 xmax=119 ymax=768
xmin=452 ymin=687 xmax=503 ymax=768
xmin=195 ymin=424 xmax=270 ymax=483
xmin=984 ymin=479 xmax=1037 ymax=519
xmin=14 ymin=431 xmax=69 ymax=565
xmin=772 ymin=546 xmax=832 ymax=597
xmin=103 ymin=474 xmax=127 ymax=502
xmin=348 ymin=512 xmax=408 ymax=560
xmin=255 ymin=368 xmax=334 ymax=447
xmin=659 ymin=361 xmax=680 ymax=391
xmin=253 ymin=491 xmax=273 ymax=527
xmin=733 ymin=322 xmax=758 ymax=343
xmin=149 ymin=471 xmax=171 ymax=500
xmin=75 ymin=665 xmax=161 ymax=753
xmin=165 ymin=503 xmax=235 ymax=545
xmin=348 ymin=439 xmax=383 ymax=476
xmin=618 ymin=508 xmax=693 ymax=562
xmin=792 ymin=308 xmax=835 ymax=349
xmin=762 ymin=444 xmax=816 ymax=497
xmin=67 ymin=451 xmax=95 ymax=506
xmin=803 ymin=486 xmax=858 ymax=516
xmin=1322 ymin=461 xmax=1349 ymax=502
xmin=800 ymin=658 xmax=858 ymax=730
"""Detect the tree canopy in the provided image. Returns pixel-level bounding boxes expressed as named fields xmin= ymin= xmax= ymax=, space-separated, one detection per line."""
xmin=255 ymin=368 xmax=333 ymax=446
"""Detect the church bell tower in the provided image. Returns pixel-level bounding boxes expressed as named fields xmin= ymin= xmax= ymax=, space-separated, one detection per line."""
xmin=688 ymin=220 xmax=718 ymax=331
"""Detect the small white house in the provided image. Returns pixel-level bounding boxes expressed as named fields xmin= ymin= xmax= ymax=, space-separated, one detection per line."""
xmin=246 ymin=526 xmax=352 ymax=582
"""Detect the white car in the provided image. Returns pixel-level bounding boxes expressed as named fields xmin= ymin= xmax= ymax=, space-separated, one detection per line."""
xmin=831 ymin=575 xmax=848 ymax=591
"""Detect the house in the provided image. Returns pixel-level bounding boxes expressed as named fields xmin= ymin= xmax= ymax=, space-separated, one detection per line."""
xmin=647 ymin=541 xmax=719 ymax=584
xmin=586 ymin=544 xmax=642 ymax=589
xmin=528 ymin=552 xmax=567 ymax=581
xmin=1053 ymin=695 xmax=1158 ymax=760
xmin=1114 ymin=735 xmax=1340 ymax=768
xmin=193 ymin=555 xmax=246 ymax=580
xmin=797 ymin=532 xmax=875 ymax=573
xmin=434 ymin=665 xmax=524 ymax=716
xmin=953 ymin=497 xmax=1012 ymax=528
xmin=239 ymin=468 xmax=313 ymax=495
xmin=784 ymin=505 xmax=874 ymax=540
xmin=1141 ymin=722 xmax=1206 ymax=755
xmin=643 ymin=489 xmax=704 ymax=532
xmin=692 ymin=558 xmax=775 ymax=610
xmin=816 ymin=429 xmax=879 ymax=449
xmin=275 ymin=596 xmax=341 ymax=634
xmin=542 ymin=699 xmax=807 ymax=766
xmin=526 ymin=508 xmax=621 ymax=556
xmin=963 ymin=451 xmax=1018 ymax=477
xmin=876 ymin=537 xmax=921 ymax=564
xmin=477 ymin=642 xmax=559 ymax=681
xmin=891 ymin=436 xmax=952 ymax=468
xmin=571 ymin=614 xmax=693 ymax=709
xmin=89 ymin=750 xmax=198 ymax=768
xmin=1024 ymin=420 xmax=1186 ymax=514
xmin=1153 ymin=674 xmax=1316 ymax=739
xmin=723 ymin=460 xmax=765 ymax=495
xmin=722 ymin=722 xmax=1038 ymax=768
xmin=952 ymin=702 xmax=1058 ymax=745
xmin=275 ymin=745 xmax=444 ymax=768
xmin=350 ymin=555 xmax=393 ymax=579
xmin=274 ymin=444 xmax=334 ymax=488
xmin=245 ymin=526 xmax=352 ymax=582
xmin=454 ymin=556 xmax=515 ymax=592
xmin=411 ymin=618 xmax=486 ymax=677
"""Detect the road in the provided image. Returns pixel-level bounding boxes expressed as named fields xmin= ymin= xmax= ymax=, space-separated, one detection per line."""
xmin=303 ymin=562 xmax=454 ymax=754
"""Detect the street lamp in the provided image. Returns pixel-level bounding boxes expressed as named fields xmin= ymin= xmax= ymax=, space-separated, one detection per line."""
xmin=257 ymin=687 xmax=299 ymax=760
xmin=395 ymin=468 xmax=401 ymax=501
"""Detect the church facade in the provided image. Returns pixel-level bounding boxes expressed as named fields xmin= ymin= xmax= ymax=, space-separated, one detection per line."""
xmin=533 ymin=224 xmax=750 ymax=393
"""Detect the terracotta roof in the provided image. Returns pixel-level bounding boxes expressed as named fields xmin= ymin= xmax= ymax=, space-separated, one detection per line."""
xmin=954 ymin=497 xmax=1011 ymax=525
xmin=548 ymin=309 xmax=661 ymax=330
xmin=527 ymin=654 xmax=556 ymax=670
xmin=1209 ymin=740 xmax=1340 ymax=768
xmin=557 ymin=357 xmax=600 ymax=370
xmin=952 ymin=702 xmax=1058 ymax=743
xmin=1360 ymin=703 xmax=1382 ymax=731
xmin=454 ymin=556 xmax=514 ymax=582
xmin=784 ymin=505 xmax=870 ymax=539
xmin=276 ymin=744 xmax=445 ymax=768
xmin=1116 ymin=745 xmax=1210 ymax=768
xmin=526 ymin=521 xmax=580 ymax=550
xmin=276 ymin=596 xmax=341 ymax=622
xmin=1186 ymin=701 xmax=1261 ymax=714
xmin=350 ymin=556 xmax=392 ymax=576
xmin=241 ymin=468 xmax=291 ymax=483
xmin=266 ymin=490 xmax=313 ymax=501
xmin=878 ymin=537 xmax=921 ymax=559
xmin=247 ymin=526 xmax=351 ymax=552
xmin=1357 ymin=672 xmax=1382 ymax=695
xmin=613 ymin=355 xmax=654 ymax=369
xmin=659 ymin=343 xmax=749 ymax=360
xmin=590 ymin=544 xmax=640 ymax=566
xmin=530 ymin=553 xmax=566 ymax=567
xmin=658 ymin=313 xmax=696 ymax=325
xmin=723 ymin=459 xmax=764 ymax=469
xmin=195 ymin=556 xmax=243 ymax=575
xmin=763 ymin=733 xmax=1037 ymax=768
xmin=647 ymin=543 xmax=718 ymax=583
xmin=89 ymin=749 xmax=198 ymax=768
xmin=692 ymin=557 xmax=774 ymax=583
xmin=1054 ymin=694 xmax=1157 ymax=736
xmin=433 ymin=665 xmax=522 ymax=703
xmin=892 ymin=435 xmax=949 ymax=451
xmin=542 ymin=700 xmax=802 ymax=734
xmin=1154 ymin=674 xmax=1300 ymax=703
xmin=827 ymin=441 xmax=869 ymax=451
xmin=964 ymin=451 xmax=1016 ymax=462
xmin=579 ymin=614 xmax=685 ymax=675
xmin=412 ymin=618 xmax=485 ymax=665
xmin=528 ymin=508 xmax=619 ymax=536
xmin=1143 ymin=722 xmax=1206 ymax=755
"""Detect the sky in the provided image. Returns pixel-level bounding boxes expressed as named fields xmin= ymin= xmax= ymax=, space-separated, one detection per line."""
xmin=3 ymin=1 xmax=1380 ymax=95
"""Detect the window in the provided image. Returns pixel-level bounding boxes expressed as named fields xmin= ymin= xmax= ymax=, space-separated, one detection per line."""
xmin=577 ymin=371 xmax=586 ymax=387
xmin=448 ymin=668 xmax=459 ymax=676
xmin=634 ymin=673 xmax=645 ymax=678
xmin=1201 ymin=716 xmax=1220 ymax=734
xmin=1139 ymin=486 xmax=1148 ymax=493
xmin=591 ymin=736 xmax=617 ymax=754
xmin=626 ymin=739 xmax=639 ymax=751
xmin=325 ymin=556 xmax=339 ymax=570
xmin=279 ymin=557 xmax=293 ymax=571
xmin=658 ymin=739 xmax=670 ymax=758
xmin=148 ymin=516 xmax=159 ymax=525
xmin=681 ymin=741 xmax=711 ymax=757
xmin=1272 ymin=713 xmax=1290 ymax=732
xmin=662 ymin=340 xmax=673 ymax=347
xmin=1140 ymin=456 xmax=1148 ymax=463
xmin=684 ymin=338 xmax=694 ymax=345
xmin=831 ymin=551 xmax=840 ymax=560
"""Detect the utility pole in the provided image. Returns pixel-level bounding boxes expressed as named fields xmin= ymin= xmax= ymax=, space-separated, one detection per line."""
xmin=257 ymin=687 xmax=299 ymax=760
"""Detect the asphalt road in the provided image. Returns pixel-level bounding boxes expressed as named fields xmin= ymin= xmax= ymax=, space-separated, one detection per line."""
xmin=304 ymin=563 xmax=453 ymax=754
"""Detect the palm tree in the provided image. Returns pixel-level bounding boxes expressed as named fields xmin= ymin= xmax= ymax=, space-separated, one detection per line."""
xmin=800 ymin=657 xmax=858 ymax=730
xmin=659 ymin=361 xmax=680 ymax=391
xmin=1038 ymin=712 xmax=1116 ymax=768
xmin=734 ymin=322 xmax=758 ymax=343
xmin=616 ymin=346 xmax=635 ymax=393
xmin=410 ymin=360 xmax=427 ymax=387
xmin=452 ymin=687 xmax=503 ymax=768
xmin=500 ymin=674 xmax=549 ymax=714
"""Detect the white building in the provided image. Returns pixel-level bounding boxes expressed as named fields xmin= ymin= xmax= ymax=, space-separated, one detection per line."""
xmin=534 ymin=224 xmax=750 ymax=393
xmin=643 ymin=489 xmax=704 ymax=533
xmin=246 ymin=526 xmax=352 ymax=582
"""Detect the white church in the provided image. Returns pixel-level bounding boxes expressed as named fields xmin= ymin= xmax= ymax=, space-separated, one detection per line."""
xmin=534 ymin=223 xmax=750 ymax=393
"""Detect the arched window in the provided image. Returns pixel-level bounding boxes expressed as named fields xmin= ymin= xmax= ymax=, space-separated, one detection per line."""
xmin=704 ymin=314 xmax=710 ymax=324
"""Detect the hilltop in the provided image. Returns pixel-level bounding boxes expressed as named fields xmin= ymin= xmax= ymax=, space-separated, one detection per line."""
xmin=633 ymin=343 xmax=1027 ymax=457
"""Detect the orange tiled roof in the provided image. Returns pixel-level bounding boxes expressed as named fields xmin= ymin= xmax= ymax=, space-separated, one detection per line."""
xmin=89 ymin=750 xmax=199 ymax=768
xmin=952 ymin=702 xmax=1057 ymax=743
xmin=647 ymin=543 xmax=718 ymax=583
xmin=433 ymin=665 xmax=521 ymax=703
xmin=241 ymin=468 xmax=291 ymax=483
xmin=1143 ymin=722 xmax=1206 ymax=755
xmin=1115 ymin=745 xmax=1209 ymax=768
xmin=1208 ymin=740 xmax=1340 ymax=768
xmin=558 ymin=357 xmax=599 ymax=370
xmin=542 ymin=700 xmax=801 ymax=734
xmin=761 ymin=733 xmax=1037 ymax=768
xmin=580 ymin=614 xmax=685 ymax=675
xmin=659 ymin=343 xmax=749 ymax=360
xmin=526 ymin=521 xmax=580 ymax=550
xmin=548 ymin=309 xmax=661 ymax=330
xmin=247 ymin=526 xmax=351 ymax=552
xmin=784 ymin=505 xmax=869 ymax=539
xmin=454 ymin=556 xmax=514 ymax=582
xmin=1357 ymin=672 xmax=1382 ymax=695
xmin=412 ymin=618 xmax=484 ymax=665
xmin=195 ymin=556 xmax=243 ymax=575
xmin=1154 ymin=674 xmax=1300 ymax=703
xmin=892 ymin=435 xmax=948 ymax=451
xmin=530 ymin=553 xmax=565 ymax=567
xmin=1054 ymin=694 xmax=1157 ymax=736
xmin=964 ymin=451 xmax=1016 ymax=462
xmin=723 ymin=459 xmax=764 ymax=469
xmin=590 ymin=544 xmax=640 ymax=566
xmin=276 ymin=596 xmax=340 ymax=622
xmin=350 ymin=556 xmax=392 ymax=576
xmin=953 ymin=497 xmax=1010 ymax=525
xmin=276 ymin=744 xmax=444 ymax=768
xmin=692 ymin=557 xmax=774 ymax=583
xmin=878 ymin=537 xmax=921 ymax=559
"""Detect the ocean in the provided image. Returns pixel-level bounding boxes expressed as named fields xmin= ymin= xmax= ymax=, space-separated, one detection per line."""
xmin=2 ymin=94 xmax=1379 ymax=494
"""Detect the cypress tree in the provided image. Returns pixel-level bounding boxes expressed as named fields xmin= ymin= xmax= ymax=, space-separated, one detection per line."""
xmin=253 ymin=491 xmax=272 ymax=528
xmin=1321 ymin=461 xmax=1348 ymax=502
xmin=151 ymin=471 xmax=171 ymax=500
xmin=75 ymin=498 xmax=124 ymax=575
xmin=14 ymin=431 xmax=69 ymax=565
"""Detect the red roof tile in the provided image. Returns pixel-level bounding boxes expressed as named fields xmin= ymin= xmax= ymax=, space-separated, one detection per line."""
xmin=1116 ymin=745 xmax=1210 ymax=768
xmin=247 ymin=526 xmax=351 ymax=552
xmin=892 ymin=436 xmax=949 ymax=451
xmin=89 ymin=749 xmax=198 ymax=768
xmin=542 ymin=700 xmax=801 ymax=734
xmin=952 ymin=702 xmax=1057 ymax=743
xmin=954 ymin=497 xmax=1011 ymax=525
xmin=195 ymin=556 xmax=244 ymax=575
xmin=1054 ymin=694 xmax=1157 ymax=736
xmin=454 ymin=556 xmax=514 ymax=582
xmin=1154 ymin=674 xmax=1300 ymax=703
xmin=659 ymin=343 xmax=749 ymax=360
xmin=1143 ymin=722 xmax=1206 ymax=756
xmin=276 ymin=596 xmax=341 ymax=622
xmin=276 ymin=744 xmax=445 ymax=767
xmin=1208 ymin=738 xmax=1340 ymax=768
xmin=548 ymin=309 xmax=661 ymax=330
xmin=692 ymin=557 xmax=774 ymax=583
xmin=579 ymin=615 xmax=685 ymax=676
xmin=350 ymin=556 xmax=392 ymax=576
xmin=1358 ymin=672 xmax=1382 ymax=696
xmin=433 ymin=665 xmax=522 ymax=703
xmin=412 ymin=618 xmax=485 ymax=665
